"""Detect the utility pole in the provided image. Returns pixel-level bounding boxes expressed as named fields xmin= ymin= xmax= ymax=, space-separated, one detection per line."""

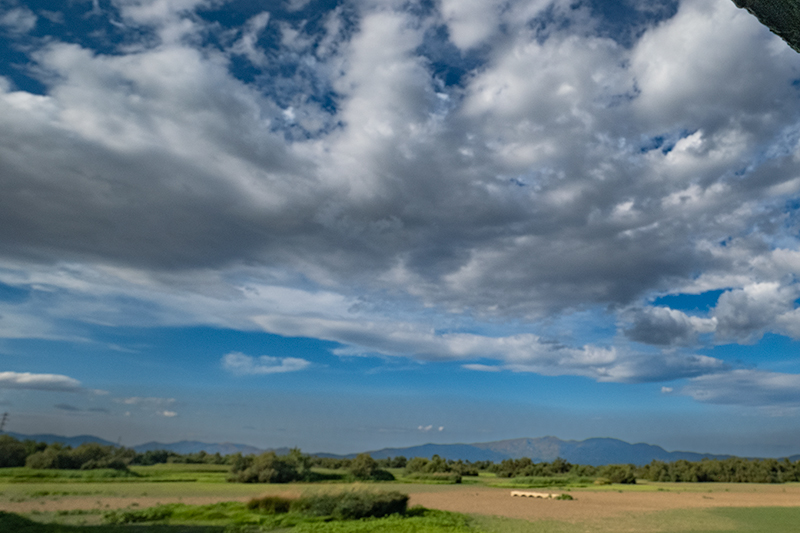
xmin=0 ymin=412 xmax=8 ymax=433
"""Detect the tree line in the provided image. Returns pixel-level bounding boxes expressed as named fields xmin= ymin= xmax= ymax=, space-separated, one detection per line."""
xmin=0 ymin=435 xmax=231 ymax=471
xmin=3 ymin=434 xmax=800 ymax=484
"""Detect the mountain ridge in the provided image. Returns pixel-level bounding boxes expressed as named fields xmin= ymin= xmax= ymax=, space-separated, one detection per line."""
xmin=5 ymin=432 xmax=795 ymax=465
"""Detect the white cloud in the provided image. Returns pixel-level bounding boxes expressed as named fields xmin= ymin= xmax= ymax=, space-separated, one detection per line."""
xmin=222 ymin=352 xmax=311 ymax=375
xmin=158 ymin=410 xmax=178 ymax=417
xmin=625 ymin=307 xmax=717 ymax=346
xmin=712 ymin=283 xmax=798 ymax=343
xmin=0 ymin=371 xmax=82 ymax=392
xmin=462 ymin=364 xmax=501 ymax=372
xmin=115 ymin=396 xmax=175 ymax=406
xmin=1 ymin=0 xmax=800 ymax=404
xmin=0 ymin=6 xmax=36 ymax=34
xmin=440 ymin=0 xmax=508 ymax=50
xmin=230 ymin=12 xmax=271 ymax=67
xmin=682 ymin=369 xmax=800 ymax=411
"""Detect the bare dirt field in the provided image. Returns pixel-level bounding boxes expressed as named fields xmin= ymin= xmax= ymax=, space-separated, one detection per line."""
xmin=2 ymin=482 xmax=799 ymax=523
xmin=407 ymin=484 xmax=800 ymax=522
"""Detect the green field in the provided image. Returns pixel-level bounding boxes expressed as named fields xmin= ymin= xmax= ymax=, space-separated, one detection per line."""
xmin=2 ymin=465 xmax=800 ymax=533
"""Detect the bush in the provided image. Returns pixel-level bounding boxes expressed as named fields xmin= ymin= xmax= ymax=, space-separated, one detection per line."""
xmin=348 ymin=453 xmax=395 ymax=481
xmin=228 ymin=451 xmax=302 ymax=483
xmin=246 ymin=495 xmax=293 ymax=513
xmin=404 ymin=457 xmax=430 ymax=474
xmin=403 ymin=472 xmax=462 ymax=484
xmin=599 ymin=464 xmax=636 ymax=484
xmin=105 ymin=506 xmax=174 ymax=524
xmin=349 ymin=453 xmax=377 ymax=480
xmin=293 ymin=491 xmax=409 ymax=520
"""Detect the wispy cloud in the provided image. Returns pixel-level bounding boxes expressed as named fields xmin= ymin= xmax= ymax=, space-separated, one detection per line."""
xmin=222 ymin=352 xmax=311 ymax=375
xmin=681 ymin=369 xmax=800 ymax=412
xmin=115 ymin=397 xmax=176 ymax=407
xmin=0 ymin=371 xmax=82 ymax=392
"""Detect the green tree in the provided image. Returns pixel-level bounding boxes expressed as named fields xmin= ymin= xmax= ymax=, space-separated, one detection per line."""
xmin=349 ymin=453 xmax=379 ymax=480
xmin=0 ymin=435 xmax=26 ymax=467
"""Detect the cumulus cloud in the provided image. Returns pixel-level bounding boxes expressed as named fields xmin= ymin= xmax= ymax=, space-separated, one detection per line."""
xmin=222 ymin=352 xmax=311 ymax=375
xmin=712 ymin=283 xmax=798 ymax=343
xmin=624 ymin=307 xmax=717 ymax=346
xmin=0 ymin=4 xmax=36 ymax=34
xmin=0 ymin=0 xmax=800 ymax=401
xmin=0 ymin=371 xmax=82 ymax=392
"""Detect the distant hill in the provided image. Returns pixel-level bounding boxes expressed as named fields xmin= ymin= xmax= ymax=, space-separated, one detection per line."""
xmin=5 ymin=432 xmax=269 ymax=456
xmin=132 ymin=440 xmax=269 ymax=456
xmin=358 ymin=443 xmax=508 ymax=462
xmin=5 ymin=432 xmax=118 ymax=448
xmin=4 ymin=432 xmax=789 ymax=466
xmin=359 ymin=436 xmax=732 ymax=466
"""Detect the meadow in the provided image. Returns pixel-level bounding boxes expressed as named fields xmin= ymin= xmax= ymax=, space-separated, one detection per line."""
xmin=2 ymin=464 xmax=800 ymax=532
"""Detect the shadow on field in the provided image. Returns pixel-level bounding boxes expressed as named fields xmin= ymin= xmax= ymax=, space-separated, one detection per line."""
xmin=0 ymin=511 xmax=228 ymax=533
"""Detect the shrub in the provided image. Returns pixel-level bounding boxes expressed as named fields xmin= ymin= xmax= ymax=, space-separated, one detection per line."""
xmin=349 ymin=453 xmax=378 ymax=480
xmin=403 ymin=472 xmax=462 ymax=484
xmin=246 ymin=495 xmax=293 ymax=514
xmin=104 ymin=505 xmax=174 ymax=524
xmin=293 ymin=491 xmax=409 ymax=520
xmin=228 ymin=451 xmax=301 ymax=483
xmin=348 ymin=453 xmax=395 ymax=481
xmin=599 ymin=464 xmax=636 ymax=484
xmin=370 ymin=468 xmax=396 ymax=481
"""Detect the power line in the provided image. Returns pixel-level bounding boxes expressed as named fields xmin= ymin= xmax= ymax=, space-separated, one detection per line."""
xmin=0 ymin=412 xmax=8 ymax=433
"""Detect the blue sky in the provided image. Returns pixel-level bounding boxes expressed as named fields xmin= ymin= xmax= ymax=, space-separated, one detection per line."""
xmin=2 ymin=0 xmax=800 ymax=457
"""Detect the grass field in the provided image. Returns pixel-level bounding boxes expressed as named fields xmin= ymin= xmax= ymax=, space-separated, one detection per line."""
xmin=2 ymin=465 xmax=800 ymax=532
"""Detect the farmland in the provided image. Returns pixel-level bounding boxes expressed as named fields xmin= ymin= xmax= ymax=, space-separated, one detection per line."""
xmin=2 ymin=464 xmax=800 ymax=532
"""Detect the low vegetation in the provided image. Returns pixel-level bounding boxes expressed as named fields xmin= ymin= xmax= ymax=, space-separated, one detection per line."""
xmin=103 ymin=491 xmax=436 ymax=530
xmin=5 ymin=434 xmax=800 ymax=486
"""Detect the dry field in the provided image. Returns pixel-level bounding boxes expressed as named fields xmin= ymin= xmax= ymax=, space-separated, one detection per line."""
xmin=1 ymin=481 xmax=799 ymax=518
xmin=408 ymin=483 xmax=800 ymax=522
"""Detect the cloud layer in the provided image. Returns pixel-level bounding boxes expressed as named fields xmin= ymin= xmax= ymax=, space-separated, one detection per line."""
xmin=1 ymin=0 xmax=800 ymax=407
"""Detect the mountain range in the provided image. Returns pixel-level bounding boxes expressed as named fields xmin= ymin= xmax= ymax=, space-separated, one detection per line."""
xmin=5 ymin=432 xmax=798 ymax=466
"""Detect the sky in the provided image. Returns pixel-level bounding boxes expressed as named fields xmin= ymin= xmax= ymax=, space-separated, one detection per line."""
xmin=1 ymin=0 xmax=800 ymax=458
